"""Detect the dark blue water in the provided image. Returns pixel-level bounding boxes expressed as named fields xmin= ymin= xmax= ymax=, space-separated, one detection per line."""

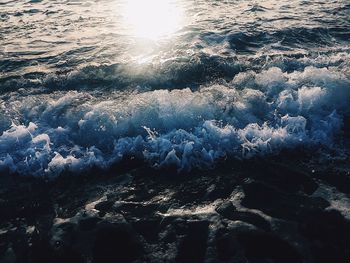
xmin=0 ymin=0 xmax=349 ymax=177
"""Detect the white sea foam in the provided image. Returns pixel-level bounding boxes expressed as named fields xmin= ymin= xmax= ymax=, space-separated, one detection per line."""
xmin=0 ymin=65 xmax=349 ymax=177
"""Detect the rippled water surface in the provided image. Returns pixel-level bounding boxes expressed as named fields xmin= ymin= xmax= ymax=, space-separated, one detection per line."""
xmin=0 ymin=0 xmax=349 ymax=176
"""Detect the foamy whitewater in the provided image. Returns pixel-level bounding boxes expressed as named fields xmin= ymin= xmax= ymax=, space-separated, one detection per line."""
xmin=0 ymin=0 xmax=349 ymax=177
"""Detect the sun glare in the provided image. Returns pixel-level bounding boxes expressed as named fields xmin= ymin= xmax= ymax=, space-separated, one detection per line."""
xmin=122 ymin=0 xmax=184 ymax=40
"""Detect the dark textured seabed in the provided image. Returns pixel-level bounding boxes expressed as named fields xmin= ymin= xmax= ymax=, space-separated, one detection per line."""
xmin=1 ymin=0 xmax=350 ymax=262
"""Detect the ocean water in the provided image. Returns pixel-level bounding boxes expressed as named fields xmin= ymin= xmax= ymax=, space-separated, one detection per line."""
xmin=0 ymin=0 xmax=349 ymax=177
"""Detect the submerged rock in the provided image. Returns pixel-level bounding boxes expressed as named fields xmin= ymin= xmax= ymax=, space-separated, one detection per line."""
xmin=175 ymin=220 xmax=209 ymax=263
xmin=92 ymin=222 xmax=143 ymax=263
xmin=215 ymin=201 xmax=236 ymax=218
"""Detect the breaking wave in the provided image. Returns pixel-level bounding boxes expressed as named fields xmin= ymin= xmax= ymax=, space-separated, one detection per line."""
xmin=1 ymin=63 xmax=349 ymax=177
xmin=1 ymin=0 xmax=350 ymax=177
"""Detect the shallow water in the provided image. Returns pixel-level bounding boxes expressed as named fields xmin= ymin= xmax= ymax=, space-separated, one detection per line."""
xmin=0 ymin=0 xmax=349 ymax=176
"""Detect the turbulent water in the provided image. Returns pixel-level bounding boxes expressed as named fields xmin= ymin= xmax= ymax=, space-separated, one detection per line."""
xmin=0 ymin=0 xmax=349 ymax=177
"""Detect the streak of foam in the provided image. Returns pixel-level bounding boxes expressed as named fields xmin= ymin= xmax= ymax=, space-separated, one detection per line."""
xmin=312 ymin=183 xmax=350 ymax=220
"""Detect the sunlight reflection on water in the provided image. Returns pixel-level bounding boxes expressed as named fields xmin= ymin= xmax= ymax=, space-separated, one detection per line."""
xmin=121 ymin=0 xmax=184 ymax=40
